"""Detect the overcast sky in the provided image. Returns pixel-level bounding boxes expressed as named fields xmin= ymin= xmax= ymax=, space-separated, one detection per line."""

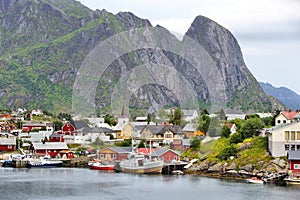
xmin=79 ymin=0 xmax=300 ymax=94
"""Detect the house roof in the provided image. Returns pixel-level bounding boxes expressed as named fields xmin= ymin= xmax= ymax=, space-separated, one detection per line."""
xmin=143 ymin=125 xmax=183 ymax=135
xmin=74 ymin=127 xmax=116 ymax=133
xmin=32 ymin=142 xmax=68 ymax=150
xmin=280 ymin=111 xmax=300 ymax=120
xmin=0 ymin=138 xmax=16 ymax=145
xmin=287 ymin=151 xmax=300 ymax=160
xmin=107 ymin=147 xmax=132 ymax=153
xmin=182 ymin=110 xmax=197 ymax=117
xmin=182 ymin=123 xmax=197 ymax=132
xmin=265 ymin=121 xmax=300 ymax=133
xmin=74 ymin=120 xmax=89 ymax=129
xmin=155 ymin=147 xmax=180 ymax=156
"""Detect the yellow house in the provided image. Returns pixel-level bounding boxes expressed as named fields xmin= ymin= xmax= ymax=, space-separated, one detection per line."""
xmin=182 ymin=123 xmax=204 ymax=138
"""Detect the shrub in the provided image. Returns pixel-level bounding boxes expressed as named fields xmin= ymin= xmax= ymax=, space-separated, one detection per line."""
xmin=229 ymin=132 xmax=243 ymax=144
xmin=217 ymin=145 xmax=238 ymax=160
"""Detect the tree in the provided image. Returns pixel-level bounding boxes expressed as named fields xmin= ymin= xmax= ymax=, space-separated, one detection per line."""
xmin=221 ymin=125 xmax=231 ymax=138
xmin=198 ymin=114 xmax=210 ymax=133
xmin=207 ymin=117 xmax=222 ymax=137
xmin=158 ymin=109 xmax=167 ymax=123
xmin=169 ymin=108 xmax=183 ymax=126
xmin=190 ymin=137 xmax=201 ymax=150
xmin=218 ymin=109 xmax=227 ymax=120
xmin=104 ymin=114 xmax=116 ymax=126
xmin=53 ymin=120 xmax=63 ymax=131
xmin=240 ymin=118 xmax=264 ymax=138
xmin=138 ymin=139 xmax=146 ymax=148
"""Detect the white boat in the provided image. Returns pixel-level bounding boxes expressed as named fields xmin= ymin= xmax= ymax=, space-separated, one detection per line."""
xmin=172 ymin=170 xmax=184 ymax=175
xmin=246 ymin=177 xmax=264 ymax=184
xmin=119 ymin=152 xmax=164 ymax=174
xmin=28 ymin=155 xmax=63 ymax=168
xmin=284 ymin=176 xmax=300 ymax=185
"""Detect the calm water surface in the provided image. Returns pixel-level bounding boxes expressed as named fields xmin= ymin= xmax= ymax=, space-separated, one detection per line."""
xmin=1 ymin=168 xmax=299 ymax=200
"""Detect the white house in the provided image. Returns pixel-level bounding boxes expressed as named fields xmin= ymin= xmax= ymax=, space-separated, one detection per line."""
xmin=72 ymin=127 xmax=116 ymax=144
xmin=275 ymin=111 xmax=300 ymax=126
xmin=182 ymin=110 xmax=198 ymax=122
xmin=266 ymin=121 xmax=300 ymax=157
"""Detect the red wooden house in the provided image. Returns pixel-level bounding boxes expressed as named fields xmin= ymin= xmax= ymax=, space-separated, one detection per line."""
xmin=98 ymin=147 xmax=132 ymax=161
xmin=22 ymin=122 xmax=53 ymax=132
xmin=31 ymin=142 xmax=68 ymax=157
xmin=287 ymin=151 xmax=300 ymax=173
xmin=61 ymin=122 xmax=76 ymax=135
xmin=0 ymin=138 xmax=16 ymax=151
xmin=155 ymin=148 xmax=181 ymax=163
xmin=49 ymin=134 xmax=65 ymax=142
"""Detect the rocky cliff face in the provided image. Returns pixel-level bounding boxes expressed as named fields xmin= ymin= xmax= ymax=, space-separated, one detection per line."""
xmin=0 ymin=0 xmax=278 ymax=114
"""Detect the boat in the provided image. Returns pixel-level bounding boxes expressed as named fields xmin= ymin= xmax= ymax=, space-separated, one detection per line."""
xmin=284 ymin=176 xmax=300 ymax=185
xmin=28 ymin=155 xmax=63 ymax=168
xmin=119 ymin=152 xmax=164 ymax=174
xmin=246 ymin=177 xmax=264 ymax=184
xmin=172 ymin=170 xmax=184 ymax=175
xmin=88 ymin=160 xmax=114 ymax=171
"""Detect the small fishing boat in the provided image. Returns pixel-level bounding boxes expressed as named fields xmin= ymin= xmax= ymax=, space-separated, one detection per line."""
xmin=172 ymin=170 xmax=184 ymax=175
xmin=89 ymin=161 xmax=114 ymax=171
xmin=28 ymin=155 xmax=63 ymax=168
xmin=246 ymin=177 xmax=264 ymax=184
xmin=284 ymin=176 xmax=300 ymax=185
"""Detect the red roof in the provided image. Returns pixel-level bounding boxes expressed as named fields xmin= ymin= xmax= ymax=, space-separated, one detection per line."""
xmin=281 ymin=111 xmax=300 ymax=120
xmin=137 ymin=148 xmax=156 ymax=155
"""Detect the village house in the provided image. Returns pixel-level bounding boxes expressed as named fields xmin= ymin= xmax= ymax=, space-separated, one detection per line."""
xmin=182 ymin=123 xmax=204 ymax=138
xmin=0 ymin=113 xmax=12 ymax=121
xmin=113 ymin=117 xmax=130 ymax=139
xmin=266 ymin=121 xmax=300 ymax=157
xmin=182 ymin=109 xmax=198 ymax=122
xmin=170 ymin=139 xmax=191 ymax=151
xmin=275 ymin=111 xmax=300 ymax=126
xmin=22 ymin=122 xmax=53 ymax=132
xmin=59 ymin=121 xmax=76 ymax=135
xmin=287 ymin=151 xmax=300 ymax=174
xmin=0 ymin=138 xmax=16 ymax=151
xmin=71 ymin=127 xmax=116 ymax=144
xmin=98 ymin=147 xmax=132 ymax=161
xmin=154 ymin=148 xmax=181 ymax=163
xmin=30 ymin=142 xmax=68 ymax=157
xmin=140 ymin=124 xmax=183 ymax=146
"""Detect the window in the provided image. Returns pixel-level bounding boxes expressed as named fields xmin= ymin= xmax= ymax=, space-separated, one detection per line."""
xmin=291 ymin=145 xmax=295 ymax=151
xmin=285 ymin=144 xmax=290 ymax=150
xmin=295 ymin=164 xmax=300 ymax=170
xmin=283 ymin=120 xmax=287 ymax=123
xmin=100 ymin=154 xmax=104 ymax=159
xmin=297 ymin=132 xmax=300 ymax=140
xmin=291 ymin=131 xmax=296 ymax=140
xmin=285 ymin=131 xmax=290 ymax=141
xmin=277 ymin=120 xmax=281 ymax=124
xmin=8 ymin=145 xmax=12 ymax=149
xmin=297 ymin=145 xmax=300 ymax=151
xmin=113 ymin=154 xmax=117 ymax=159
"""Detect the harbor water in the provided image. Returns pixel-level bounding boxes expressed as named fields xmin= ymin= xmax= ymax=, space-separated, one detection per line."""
xmin=1 ymin=168 xmax=299 ymax=200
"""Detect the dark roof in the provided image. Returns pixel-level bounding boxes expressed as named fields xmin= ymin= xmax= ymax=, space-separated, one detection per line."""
xmin=74 ymin=120 xmax=89 ymax=129
xmin=287 ymin=151 xmax=300 ymax=160
xmin=143 ymin=125 xmax=183 ymax=135
xmin=74 ymin=127 xmax=116 ymax=133
xmin=108 ymin=147 xmax=132 ymax=153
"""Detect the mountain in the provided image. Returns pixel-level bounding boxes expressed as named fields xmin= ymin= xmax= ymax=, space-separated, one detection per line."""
xmin=259 ymin=82 xmax=300 ymax=110
xmin=0 ymin=0 xmax=283 ymax=116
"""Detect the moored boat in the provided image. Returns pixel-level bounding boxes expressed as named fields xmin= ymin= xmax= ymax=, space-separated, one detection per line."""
xmin=246 ymin=177 xmax=264 ymax=184
xmin=89 ymin=160 xmax=114 ymax=171
xmin=28 ymin=156 xmax=62 ymax=168
xmin=284 ymin=176 xmax=300 ymax=185
xmin=119 ymin=153 xmax=164 ymax=174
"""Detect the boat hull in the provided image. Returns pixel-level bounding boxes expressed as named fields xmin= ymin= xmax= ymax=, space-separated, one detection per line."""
xmin=90 ymin=165 xmax=114 ymax=171
xmin=28 ymin=162 xmax=63 ymax=168
xmin=284 ymin=178 xmax=300 ymax=185
xmin=119 ymin=165 xmax=163 ymax=174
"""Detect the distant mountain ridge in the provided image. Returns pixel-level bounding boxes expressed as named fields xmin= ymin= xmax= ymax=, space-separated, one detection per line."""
xmin=259 ymin=82 xmax=300 ymax=110
xmin=0 ymin=0 xmax=285 ymax=115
